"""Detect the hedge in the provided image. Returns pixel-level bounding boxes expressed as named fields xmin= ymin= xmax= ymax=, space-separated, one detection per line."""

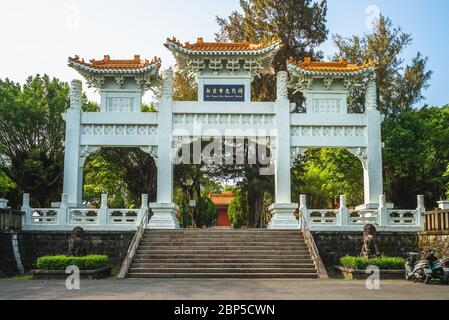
xmin=36 ymin=255 xmax=109 ymax=271
xmin=340 ymin=255 xmax=405 ymax=270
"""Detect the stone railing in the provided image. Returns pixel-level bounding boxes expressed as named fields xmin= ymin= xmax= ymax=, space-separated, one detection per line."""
xmin=21 ymin=193 xmax=149 ymax=231
xmin=299 ymin=194 xmax=425 ymax=232
xmin=0 ymin=208 xmax=23 ymax=231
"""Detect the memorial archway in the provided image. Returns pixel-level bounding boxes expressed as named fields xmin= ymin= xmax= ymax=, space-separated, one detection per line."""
xmin=63 ymin=38 xmax=384 ymax=230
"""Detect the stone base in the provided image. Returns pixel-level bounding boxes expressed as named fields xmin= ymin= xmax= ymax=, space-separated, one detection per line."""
xmin=356 ymin=203 xmax=394 ymax=210
xmin=335 ymin=266 xmax=405 ymax=280
xmin=148 ymin=203 xmax=180 ymax=229
xmin=268 ymin=203 xmax=299 ymax=230
xmin=32 ymin=266 xmax=112 ymax=280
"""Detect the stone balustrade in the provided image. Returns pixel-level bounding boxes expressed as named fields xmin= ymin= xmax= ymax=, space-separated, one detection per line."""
xmin=299 ymin=194 xmax=425 ymax=232
xmin=21 ymin=193 xmax=149 ymax=231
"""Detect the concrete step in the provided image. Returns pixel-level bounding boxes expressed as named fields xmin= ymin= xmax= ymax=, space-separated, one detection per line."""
xmin=126 ymin=229 xmax=317 ymax=279
xmin=132 ymin=263 xmax=316 ymax=269
xmin=140 ymin=240 xmax=306 ymax=245
xmin=146 ymin=230 xmax=302 ymax=234
xmin=137 ymin=245 xmax=308 ymax=251
xmin=127 ymin=273 xmax=318 ymax=279
xmin=129 ymin=267 xmax=317 ymax=274
xmin=137 ymin=248 xmax=310 ymax=254
xmin=133 ymin=258 xmax=314 ymax=264
xmin=135 ymin=254 xmax=313 ymax=260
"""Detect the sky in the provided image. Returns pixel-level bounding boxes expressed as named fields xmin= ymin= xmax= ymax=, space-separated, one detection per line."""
xmin=0 ymin=0 xmax=448 ymax=106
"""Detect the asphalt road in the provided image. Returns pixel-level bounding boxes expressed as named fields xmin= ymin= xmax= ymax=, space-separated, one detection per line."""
xmin=1 ymin=278 xmax=448 ymax=300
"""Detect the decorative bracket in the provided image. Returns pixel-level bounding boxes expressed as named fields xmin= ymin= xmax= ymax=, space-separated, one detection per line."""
xmin=140 ymin=146 xmax=158 ymax=165
xmin=79 ymin=146 xmax=101 ymax=168
xmin=290 ymin=147 xmax=308 ymax=166
xmin=346 ymin=147 xmax=368 ymax=168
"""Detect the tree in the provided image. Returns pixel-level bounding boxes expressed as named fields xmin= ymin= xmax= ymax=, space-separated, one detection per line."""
xmin=98 ymin=148 xmax=158 ymax=206
xmin=383 ymin=106 xmax=449 ymax=208
xmin=83 ymin=153 xmax=132 ymax=208
xmin=333 ymin=15 xmax=432 ymax=116
xmin=228 ymin=190 xmax=247 ymax=228
xmin=292 ymin=149 xmax=364 ymax=208
xmin=216 ymin=0 xmax=328 ymax=102
xmin=0 ymin=75 xmax=69 ymax=207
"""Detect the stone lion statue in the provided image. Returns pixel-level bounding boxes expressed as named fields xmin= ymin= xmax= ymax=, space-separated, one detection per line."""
xmin=68 ymin=227 xmax=86 ymax=257
xmin=360 ymin=224 xmax=381 ymax=259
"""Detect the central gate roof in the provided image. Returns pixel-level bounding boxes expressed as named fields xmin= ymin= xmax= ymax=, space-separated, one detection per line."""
xmin=165 ymin=37 xmax=282 ymax=76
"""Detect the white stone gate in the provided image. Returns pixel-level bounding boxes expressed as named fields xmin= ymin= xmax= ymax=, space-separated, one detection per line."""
xmin=20 ymin=38 xmax=424 ymax=231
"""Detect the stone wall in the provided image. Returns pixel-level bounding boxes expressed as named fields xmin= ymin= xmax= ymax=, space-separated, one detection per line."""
xmin=0 ymin=232 xmax=18 ymax=275
xmin=312 ymin=231 xmax=420 ymax=268
xmin=419 ymin=231 xmax=449 ymax=258
xmin=0 ymin=231 xmax=134 ymax=275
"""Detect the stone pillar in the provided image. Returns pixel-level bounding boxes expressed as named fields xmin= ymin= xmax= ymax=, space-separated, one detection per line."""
xmin=416 ymin=195 xmax=425 ymax=228
xmin=377 ymin=195 xmax=388 ymax=227
xmin=268 ymin=71 xmax=299 ymax=230
xmin=58 ymin=194 xmax=69 ymax=227
xmin=338 ymin=195 xmax=349 ymax=226
xmin=98 ymin=194 xmax=109 ymax=226
xmin=63 ymin=80 xmax=83 ymax=207
xmin=21 ymin=193 xmax=31 ymax=228
xmin=138 ymin=194 xmax=149 ymax=225
xmin=362 ymin=79 xmax=384 ymax=207
xmin=148 ymin=69 xmax=179 ymax=229
xmin=298 ymin=194 xmax=308 ymax=228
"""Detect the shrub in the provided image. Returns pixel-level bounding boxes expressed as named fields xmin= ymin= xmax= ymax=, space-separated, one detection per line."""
xmin=340 ymin=255 xmax=405 ymax=270
xmin=36 ymin=255 xmax=109 ymax=270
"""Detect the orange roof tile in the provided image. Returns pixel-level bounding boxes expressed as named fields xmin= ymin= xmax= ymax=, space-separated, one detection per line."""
xmin=209 ymin=192 xmax=235 ymax=207
xmin=68 ymin=55 xmax=161 ymax=70
xmin=289 ymin=57 xmax=378 ymax=73
xmin=165 ymin=37 xmax=282 ymax=52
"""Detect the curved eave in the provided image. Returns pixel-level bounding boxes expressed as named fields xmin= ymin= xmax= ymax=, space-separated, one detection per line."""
xmin=287 ymin=63 xmax=376 ymax=78
xmin=166 ymin=41 xmax=282 ymax=57
xmin=68 ymin=60 xmax=160 ymax=76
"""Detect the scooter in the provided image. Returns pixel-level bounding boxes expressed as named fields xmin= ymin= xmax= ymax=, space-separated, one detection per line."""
xmin=429 ymin=253 xmax=449 ymax=285
xmin=405 ymin=252 xmax=433 ymax=283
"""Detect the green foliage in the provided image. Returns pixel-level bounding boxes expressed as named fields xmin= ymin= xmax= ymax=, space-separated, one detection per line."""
xmin=216 ymin=0 xmax=328 ymax=103
xmin=174 ymin=163 xmax=219 ymax=228
xmin=173 ymin=73 xmax=198 ymax=101
xmin=333 ymin=16 xmax=432 ymax=116
xmin=0 ymin=75 xmax=95 ymax=208
xmin=83 ymin=154 xmax=132 ymax=208
xmin=340 ymin=255 xmax=405 ymax=270
xmin=292 ymin=148 xmax=363 ymax=208
xmin=0 ymin=171 xmax=15 ymax=196
xmin=96 ymin=148 xmax=157 ymax=206
xmin=228 ymin=190 xmax=247 ymax=228
xmin=36 ymin=255 xmax=109 ymax=271
xmin=141 ymin=102 xmax=157 ymax=112
xmin=445 ymin=165 xmax=449 ymax=199
xmin=383 ymin=106 xmax=449 ymax=207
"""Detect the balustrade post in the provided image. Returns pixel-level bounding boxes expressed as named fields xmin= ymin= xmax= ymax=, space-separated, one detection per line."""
xmin=377 ymin=195 xmax=388 ymax=227
xmin=139 ymin=194 xmax=149 ymax=227
xmin=59 ymin=194 xmax=69 ymax=227
xmin=98 ymin=194 xmax=109 ymax=226
xmin=338 ymin=195 xmax=348 ymax=226
xmin=416 ymin=195 xmax=425 ymax=228
xmin=299 ymin=195 xmax=308 ymax=228
xmin=21 ymin=193 xmax=31 ymax=228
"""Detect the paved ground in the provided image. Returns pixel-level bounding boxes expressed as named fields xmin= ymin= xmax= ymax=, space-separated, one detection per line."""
xmin=0 ymin=279 xmax=448 ymax=300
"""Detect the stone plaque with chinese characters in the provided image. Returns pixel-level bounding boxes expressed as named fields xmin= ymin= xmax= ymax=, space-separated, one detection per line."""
xmin=204 ymin=85 xmax=245 ymax=102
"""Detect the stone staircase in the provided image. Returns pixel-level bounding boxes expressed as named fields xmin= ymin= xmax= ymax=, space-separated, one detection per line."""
xmin=127 ymin=229 xmax=319 ymax=279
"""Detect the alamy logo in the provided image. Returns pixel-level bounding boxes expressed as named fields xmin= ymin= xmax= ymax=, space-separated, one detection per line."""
xmin=365 ymin=265 xmax=380 ymax=290
xmin=65 ymin=265 xmax=80 ymax=290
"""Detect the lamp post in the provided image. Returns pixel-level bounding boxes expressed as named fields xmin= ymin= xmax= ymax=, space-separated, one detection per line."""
xmin=189 ymin=199 xmax=196 ymax=229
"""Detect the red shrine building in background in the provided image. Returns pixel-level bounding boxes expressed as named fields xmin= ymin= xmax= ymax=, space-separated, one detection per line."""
xmin=209 ymin=192 xmax=234 ymax=227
